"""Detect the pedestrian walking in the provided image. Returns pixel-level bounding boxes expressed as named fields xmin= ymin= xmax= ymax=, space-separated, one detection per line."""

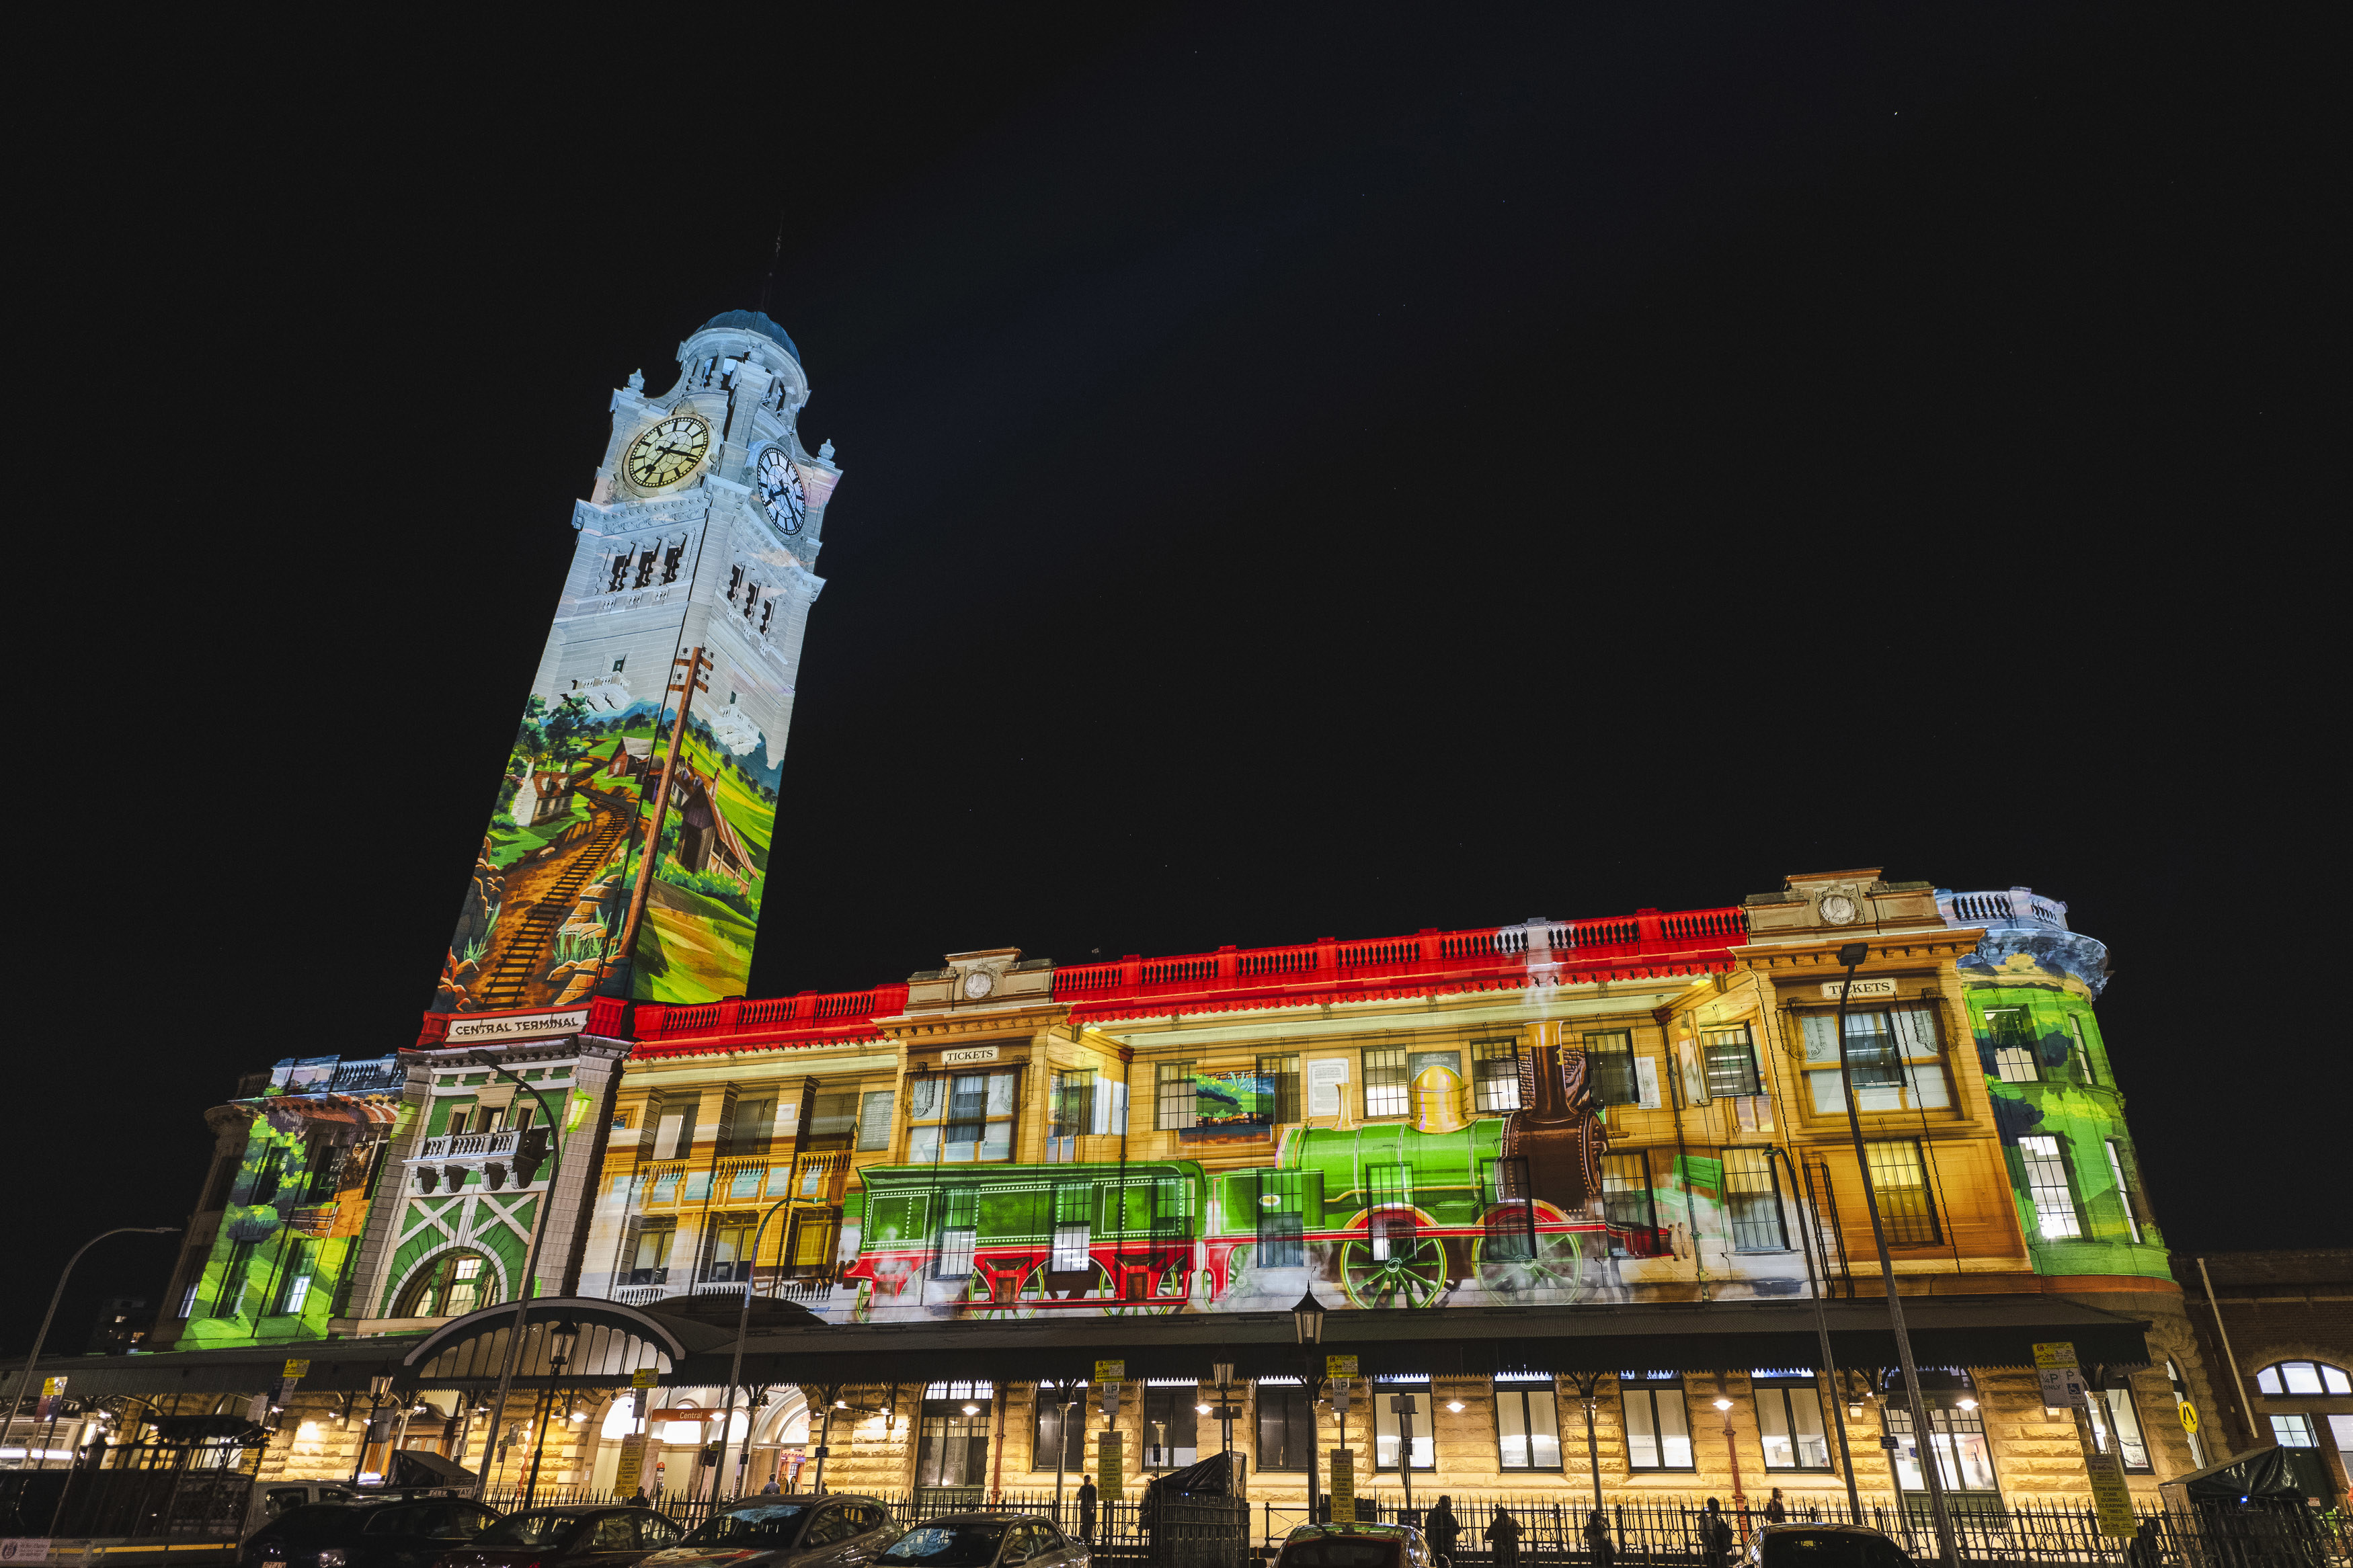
xmin=1424 ymin=1496 xmax=1461 ymax=1568
xmin=1484 ymin=1508 xmax=1523 ymax=1568
xmin=1699 ymin=1498 xmax=1734 ymax=1568
xmin=1582 ymin=1510 xmax=1615 ymax=1568
xmin=1078 ymin=1475 xmax=1099 ymax=1544
xmin=1763 ymin=1488 xmax=1786 ymax=1524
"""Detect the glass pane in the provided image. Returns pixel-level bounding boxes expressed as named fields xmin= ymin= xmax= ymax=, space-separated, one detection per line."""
xmin=988 ymin=1073 xmax=1017 ymax=1116
xmin=2282 ymin=1362 xmax=2325 ymax=1395
xmin=1655 ymin=1390 xmax=1691 ymax=1469
xmin=1809 ymin=1071 xmax=1846 ymax=1114
xmin=907 ymin=1124 xmax=940 ymax=1163
xmin=1622 ymin=1391 xmax=1658 ymax=1469
xmin=1757 ymin=1389 xmax=1794 ymax=1469
xmin=1497 ymin=1391 xmax=1529 ymax=1469
xmin=1524 ymin=1385 xmax=1560 ymax=1469
xmin=1907 ymin=1065 xmax=1950 ymax=1109
xmin=2325 ymin=1366 xmax=2352 ymax=1395
xmin=2270 ymin=1415 xmax=2317 ymax=1447
xmin=1788 ymin=1385 xmax=1827 ymax=1469
xmin=2102 ymin=1389 xmax=2150 ymax=1470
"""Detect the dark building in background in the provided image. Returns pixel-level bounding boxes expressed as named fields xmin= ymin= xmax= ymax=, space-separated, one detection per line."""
xmin=2175 ymin=1250 xmax=2352 ymax=1495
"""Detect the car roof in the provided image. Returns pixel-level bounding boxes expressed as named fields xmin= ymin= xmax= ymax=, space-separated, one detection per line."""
xmin=1285 ymin=1525 xmax=1412 ymax=1539
xmin=1755 ymin=1524 xmax=1896 ymax=1538
xmin=905 ymin=1514 xmax=1034 ymax=1526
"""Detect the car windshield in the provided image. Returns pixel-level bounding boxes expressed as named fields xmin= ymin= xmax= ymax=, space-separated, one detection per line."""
xmin=686 ymin=1505 xmax=817 ymax=1547
xmin=878 ymin=1524 xmax=1008 ymax=1567
xmin=475 ymin=1512 xmax=591 ymax=1548
xmin=1281 ymin=1536 xmax=1401 ymax=1568
xmin=1761 ymin=1532 xmax=1897 ymax=1567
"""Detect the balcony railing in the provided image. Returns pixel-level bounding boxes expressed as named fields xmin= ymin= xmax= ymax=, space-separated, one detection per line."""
xmin=1051 ymin=905 xmax=1749 ymax=1013
xmin=415 ymin=1130 xmax=521 ymax=1161
xmin=631 ymin=985 xmax=912 ymax=1047
xmin=1938 ymin=886 xmax=2070 ymax=932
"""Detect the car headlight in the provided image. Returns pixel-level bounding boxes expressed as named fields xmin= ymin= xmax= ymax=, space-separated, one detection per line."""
xmin=318 ymin=1550 xmax=348 ymax=1567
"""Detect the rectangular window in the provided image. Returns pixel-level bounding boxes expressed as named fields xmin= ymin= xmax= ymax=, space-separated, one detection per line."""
xmin=629 ymin=1223 xmax=674 ymax=1285
xmin=1257 ymin=1054 xmax=1302 ymax=1123
xmin=651 ymin=1108 xmax=688 ymax=1161
xmin=857 ymin=1090 xmax=894 ymax=1151
xmin=1157 ymin=1062 xmax=1198 ymax=1130
xmin=1048 ymin=1071 xmax=1094 ymax=1162
xmin=1585 ymin=1031 xmax=1640 ymax=1107
xmin=2105 ymin=1140 xmax=2144 ymax=1243
xmin=1363 ymin=1050 xmax=1409 ymax=1118
xmin=1702 ymin=1025 xmax=1762 ymax=1098
xmin=1987 ymin=1006 xmax=2040 ymax=1082
xmin=178 ymin=1281 xmax=199 ymax=1319
xmin=908 ymin=1070 xmax=1018 ymax=1162
xmin=1843 ymin=1011 xmax=1907 ymax=1087
xmin=2269 ymin=1414 xmax=2317 ymax=1448
xmin=1601 ymin=1153 xmax=1655 ymax=1257
xmin=725 ymin=1098 xmax=776 ymax=1157
xmin=1886 ymin=1405 xmax=1999 ymax=1493
xmin=1474 ymin=1040 xmax=1523 ymax=1112
xmin=1483 ymin=1158 xmax=1536 ymax=1261
xmin=1753 ymin=1379 xmax=1830 ymax=1470
xmin=1864 ymin=1140 xmax=1942 ymax=1245
xmin=1367 ymin=1164 xmax=1415 ymax=1261
xmin=2094 ymin=1387 xmax=2151 ymax=1472
xmin=276 ymin=1270 xmax=312 ymax=1316
xmin=2328 ymin=1415 xmax=2353 ymax=1459
xmin=1494 ymin=1382 xmax=1561 ymax=1470
xmin=1722 ymin=1148 xmax=1788 ymax=1252
xmin=916 ymin=1392 xmax=992 ymax=1488
xmin=1621 ymin=1375 xmax=1693 ymax=1470
xmin=1032 ymin=1389 xmax=1087 ymax=1472
xmin=2018 ymin=1134 xmax=2082 ymax=1240
xmin=806 ymin=1092 xmax=859 ymax=1149
xmin=787 ymin=1213 xmax=835 ymax=1269
xmin=1372 ymin=1381 xmax=1435 ymax=1471
xmin=1142 ymin=1387 xmax=1200 ymax=1472
xmin=1257 ymin=1170 xmax=1306 ymax=1268
xmin=705 ymin=1216 xmax=755 ymax=1282
xmin=2067 ymin=1016 xmax=2100 ymax=1085
xmin=1050 ymin=1184 xmax=1092 ymax=1272
xmin=1257 ymin=1383 xmax=1319 ymax=1471
xmin=935 ymin=1190 xmax=978 ymax=1279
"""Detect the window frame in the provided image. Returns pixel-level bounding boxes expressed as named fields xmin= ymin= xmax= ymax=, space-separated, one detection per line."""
xmin=2017 ymin=1134 xmax=2083 ymax=1241
xmin=1701 ymin=1024 xmax=1762 ymax=1100
xmin=1370 ymin=1380 xmax=1436 ymax=1473
xmin=1585 ymin=1031 xmax=1640 ymax=1108
xmin=1257 ymin=1054 xmax=1302 ymax=1124
xmin=1255 ymin=1382 xmax=1319 ymax=1473
xmin=1720 ymin=1147 xmax=1788 ymax=1253
xmin=1752 ymin=1377 xmax=1832 ymax=1472
xmin=2104 ymin=1139 xmax=2144 ymax=1244
xmin=1619 ymin=1374 xmax=1694 ymax=1472
xmin=1140 ymin=1385 xmax=1201 ymax=1473
xmin=1362 ymin=1050 xmax=1409 ymax=1119
xmin=1492 ymin=1380 xmax=1562 ymax=1472
xmin=1030 ymin=1389 xmax=1087 ymax=1472
xmin=2254 ymin=1360 xmax=2353 ymax=1396
xmin=1862 ymin=1139 xmax=1943 ymax=1247
xmin=1472 ymin=1039 xmax=1523 ymax=1112
xmin=907 ymin=1069 xmax=1020 ymax=1163
xmin=1156 ymin=1062 xmax=1198 ymax=1131
xmin=1600 ymin=1152 xmax=1654 ymax=1257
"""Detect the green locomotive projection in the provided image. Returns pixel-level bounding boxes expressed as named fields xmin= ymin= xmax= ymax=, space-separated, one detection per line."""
xmin=841 ymin=1037 xmax=1671 ymax=1319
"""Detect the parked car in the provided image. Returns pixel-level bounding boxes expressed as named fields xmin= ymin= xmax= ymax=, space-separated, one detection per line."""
xmin=434 ymin=1507 xmax=687 ymax=1568
xmin=1265 ymin=1524 xmax=1432 ymax=1568
xmin=249 ymin=1481 xmax=364 ymax=1538
xmin=1742 ymin=1523 xmax=1917 ymax=1566
xmin=876 ymin=1515 xmax=1086 ymax=1568
xmin=641 ymin=1496 xmax=898 ymax=1568
xmin=243 ymin=1497 xmax=503 ymax=1568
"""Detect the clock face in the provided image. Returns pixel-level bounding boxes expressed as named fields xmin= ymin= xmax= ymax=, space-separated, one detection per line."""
xmin=961 ymin=969 xmax=995 ymax=1000
xmin=756 ymin=448 xmax=807 ymax=535
xmin=625 ymin=415 xmax=711 ymax=489
xmin=1820 ymin=893 xmax=1859 ymax=926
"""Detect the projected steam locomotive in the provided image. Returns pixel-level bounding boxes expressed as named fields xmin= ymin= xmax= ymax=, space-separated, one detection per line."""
xmin=841 ymin=1036 xmax=1672 ymax=1319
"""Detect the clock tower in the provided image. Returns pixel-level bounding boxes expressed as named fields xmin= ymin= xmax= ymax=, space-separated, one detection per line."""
xmin=435 ymin=310 xmax=844 ymax=1012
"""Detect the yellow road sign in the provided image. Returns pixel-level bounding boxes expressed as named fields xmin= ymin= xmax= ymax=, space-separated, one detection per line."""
xmin=1328 ymin=1449 xmax=1355 ymax=1524
xmin=1326 ymin=1355 xmax=1359 ymax=1379
xmin=1094 ymin=1360 xmax=1126 ymax=1385
xmin=633 ymin=1368 xmax=658 ymax=1389
xmin=614 ymin=1435 xmax=645 ymax=1493
xmin=1096 ymin=1430 xmax=1124 ymax=1496
xmin=283 ymin=1360 xmax=311 ymax=1379
xmin=2178 ymin=1401 xmax=2200 ymax=1436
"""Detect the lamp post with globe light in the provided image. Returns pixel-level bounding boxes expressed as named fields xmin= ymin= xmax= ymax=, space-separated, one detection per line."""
xmin=1293 ymin=1289 xmax=1326 ymax=1524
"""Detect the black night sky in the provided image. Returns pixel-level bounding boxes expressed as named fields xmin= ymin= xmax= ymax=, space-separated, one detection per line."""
xmin=13 ymin=7 xmax=2331 ymax=1353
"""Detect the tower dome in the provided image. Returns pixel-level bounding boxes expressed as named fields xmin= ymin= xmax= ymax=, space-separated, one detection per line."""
xmin=696 ymin=308 xmax=799 ymax=364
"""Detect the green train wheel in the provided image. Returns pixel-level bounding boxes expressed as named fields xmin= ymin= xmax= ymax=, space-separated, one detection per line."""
xmin=1223 ymin=1243 xmax=1253 ymax=1301
xmin=1472 ymin=1223 xmax=1592 ymax=1303
xmin=1337 ymin=1233 xmax=1448 ymax=1310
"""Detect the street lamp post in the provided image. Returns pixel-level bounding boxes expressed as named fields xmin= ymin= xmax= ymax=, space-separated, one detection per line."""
xmin=1763 ymin=1145 xmax=1862 ymax=1522
xmin=1711 ymin=1397 xmax=1749 ymax=1526
xmin=469 ymin=1052 xmax=566 ymax=1491
xmin=1829 ymin=942 xmax=1958 ymax=1568
xmin=1292 ymin=1290 xmax=1326 ymax=1526
xmin=7 ymin=1227 xmax=177 ymax=1464
xmin=711 ymin=1192 xmax=796 ymax=1503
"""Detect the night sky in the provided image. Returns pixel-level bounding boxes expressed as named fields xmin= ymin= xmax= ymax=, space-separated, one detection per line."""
xmin=15 ymin=7 xmax=2329 ymax=1354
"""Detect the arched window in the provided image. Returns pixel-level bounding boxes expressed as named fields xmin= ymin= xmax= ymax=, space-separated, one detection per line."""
xmin=2255 ymin=1361 xmax=2352 ymax=1395
xmin=395 ymin=1250 xmax=493 ymax=1318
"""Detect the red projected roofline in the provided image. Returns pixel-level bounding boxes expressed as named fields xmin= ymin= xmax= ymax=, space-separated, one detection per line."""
xmin=413 ymin=905 xmax=1748 ymax=1056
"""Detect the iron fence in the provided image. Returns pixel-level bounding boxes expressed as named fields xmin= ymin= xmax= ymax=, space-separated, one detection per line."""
xmin=474 ymin=1484 xmax=2352 ymax=1567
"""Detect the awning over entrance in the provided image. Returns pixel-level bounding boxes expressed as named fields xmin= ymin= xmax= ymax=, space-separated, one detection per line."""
xmin=696 ymin=1295 xmax=2151 ymax=1385
xmin=402 ymin=1297 xmax=711 ymax=1386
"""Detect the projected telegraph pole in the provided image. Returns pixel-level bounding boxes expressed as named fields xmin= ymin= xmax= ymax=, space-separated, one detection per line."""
xmin=606 ymin=646 xmax=712 ymax=994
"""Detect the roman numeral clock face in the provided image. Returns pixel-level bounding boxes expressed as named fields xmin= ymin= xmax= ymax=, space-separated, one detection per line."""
xmin=625 ymin=415 xmax=711 ymax=489
xmin=756 ymin=448 xmax=807 ymax=534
